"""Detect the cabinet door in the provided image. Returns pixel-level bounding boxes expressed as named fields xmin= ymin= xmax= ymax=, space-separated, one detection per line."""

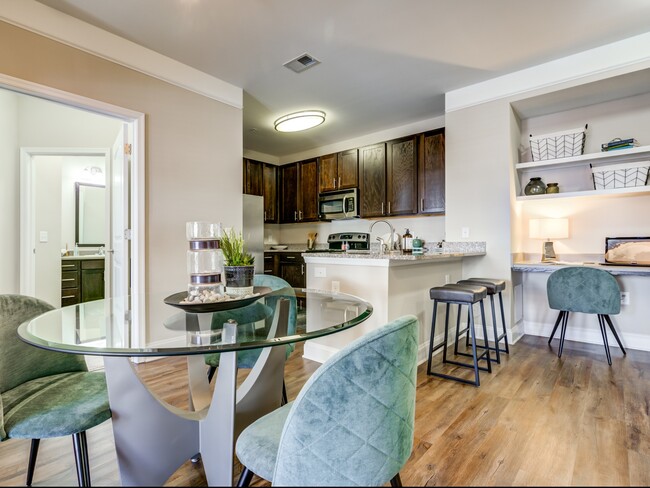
xmin=279 ymin=254 xmax=305 ymax=288
xmin=280 ymin=163 xmax=299 ymax=223
xmin=299 ymin=158 xmax=319 ymax=222
xmin=81 ymin=260 xmax=105 ymax=303
xmin=263 ymin=253 xmax=278 ymax=275
xmin=418 ymin=129 xmax=445 ymax=214
xmin=337 ymin=148 xmax=358 ymax=189
xmin=262 ymin=163 xmax=278 ymax=223
xmin=243 ymin=159 xmax=263 ymax=196
xmin=386 ymin=135 xmax=418 ymax=216
xmin=359 ymin=143 xmax=386 ymax=218
xmin=318 ymin=154 xmax=337 ymax=193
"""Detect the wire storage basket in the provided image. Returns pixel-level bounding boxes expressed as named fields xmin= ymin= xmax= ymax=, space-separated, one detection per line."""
xmin=529 ymin=124 xmax=588 ymax=161
xmin=591 ymin=161 xmax=650 ymax=190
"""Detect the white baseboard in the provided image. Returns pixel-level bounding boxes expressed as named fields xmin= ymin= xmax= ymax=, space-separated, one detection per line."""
xmin=302 ymin=341 xmax=340 ymax=364
xmin=524 ymin=320 xmax=647 ymax=351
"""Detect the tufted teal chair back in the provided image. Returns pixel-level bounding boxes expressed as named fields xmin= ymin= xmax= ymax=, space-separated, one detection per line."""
xmin=547 ymin=267 xmax=621 ymax=315
xmin=272 ymin=315 xmax=419 ymax=486
xmin=0 ymin=295 xmax=87 ymax=394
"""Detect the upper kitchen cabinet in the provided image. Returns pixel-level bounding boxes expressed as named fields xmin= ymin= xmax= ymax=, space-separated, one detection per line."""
xmin=318 ymin=149 xmax=359 ymax=193
xmin=359 ymin=142 xmax=387 ymax=218
xmin=280 ymin=159 xmax=319 ymax=223
xmin=418 ymin=128 xmax=445 ymax=214
xmin=243 ymin=158 xmax=278 ymax=223
xmin=386 ymin=135 xmax=418 ymax=216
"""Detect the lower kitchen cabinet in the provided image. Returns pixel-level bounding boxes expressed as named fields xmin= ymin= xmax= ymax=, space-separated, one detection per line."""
xmin=61 ymin=258 xmax=105 ymax=305
xmin=264 ymin=252 xmax=305 ymax=288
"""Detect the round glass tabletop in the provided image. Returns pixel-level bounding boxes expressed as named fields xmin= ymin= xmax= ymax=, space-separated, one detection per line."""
xmin=18 ymin=287 xmax=373 ymax=357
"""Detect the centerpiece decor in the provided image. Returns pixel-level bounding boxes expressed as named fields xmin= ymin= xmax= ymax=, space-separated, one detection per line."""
xmin=221 ymin=228 xmax=255 ymax=297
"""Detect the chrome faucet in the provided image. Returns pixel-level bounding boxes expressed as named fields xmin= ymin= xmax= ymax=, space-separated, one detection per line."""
xmin=369 ymin=220 xmax=396 ymax=253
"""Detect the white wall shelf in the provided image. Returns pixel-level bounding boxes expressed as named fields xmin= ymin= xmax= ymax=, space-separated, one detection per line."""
xmin=516 ymin=184 xmax=650 ymax=201
xmin=516 ymin=144 xmax=650 ymax=171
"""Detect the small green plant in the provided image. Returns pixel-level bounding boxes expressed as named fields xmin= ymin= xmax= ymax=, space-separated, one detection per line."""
xmin=220 ymin=228 xmax=255 ymax=266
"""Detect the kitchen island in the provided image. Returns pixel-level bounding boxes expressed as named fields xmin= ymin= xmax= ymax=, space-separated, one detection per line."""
xmin=303 ymin=242 xmax=486 ymax=363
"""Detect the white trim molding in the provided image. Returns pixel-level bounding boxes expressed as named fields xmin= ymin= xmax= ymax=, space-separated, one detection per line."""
xmin=446 ymin=31 xmax=650 ymax=113
xmin=0 ymin=0 xmax=243 ymax=109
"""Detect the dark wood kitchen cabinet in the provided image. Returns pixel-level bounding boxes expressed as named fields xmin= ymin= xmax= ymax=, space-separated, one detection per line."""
xmin=318 ymin=149 xmax=358 ymax=193
xmin=278 ymin=252 xmax=305 ymax=288
xmin=280 ymin=159 xmax=318 ymax=223
xmin=386 ymin=135 xmax=418 ymax=216
xmin=243 ymin=158 xmax=278 ymax=223
xmin=418 ymin=128 xmax=445 ymax=214
xmin=359 ymin=143 xmax=387 ymax=218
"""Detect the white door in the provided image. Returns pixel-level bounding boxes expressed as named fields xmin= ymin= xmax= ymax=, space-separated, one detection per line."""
xmin=109 ymin=124 xmax=130 ymax=301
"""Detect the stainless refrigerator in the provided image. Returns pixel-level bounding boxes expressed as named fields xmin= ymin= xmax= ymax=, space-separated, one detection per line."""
xmin=242 ymin=194 xmax=264 ymax=274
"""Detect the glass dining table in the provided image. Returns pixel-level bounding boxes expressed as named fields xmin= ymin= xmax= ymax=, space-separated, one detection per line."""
xmin=18 ymin=287 xmax=372 ymax=487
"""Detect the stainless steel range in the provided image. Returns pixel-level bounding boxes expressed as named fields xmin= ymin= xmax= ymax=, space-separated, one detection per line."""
xmin=326 ymin=232 xmax=370 ymax=252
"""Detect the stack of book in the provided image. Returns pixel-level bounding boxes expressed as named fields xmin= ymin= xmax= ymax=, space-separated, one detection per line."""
xmin=601 ymin=138 xmax=639 ymax=152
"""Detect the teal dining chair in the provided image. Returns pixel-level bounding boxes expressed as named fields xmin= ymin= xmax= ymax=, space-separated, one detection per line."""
xmin=0 ymin=294 xmax=111 ymax=486
xmin=547 ymin=267 xmax=626 ymax=365
xmin=205 ymin=274 xmax=297 ymax=402
xmin=235 ymin=315 xmax=419 ymax=487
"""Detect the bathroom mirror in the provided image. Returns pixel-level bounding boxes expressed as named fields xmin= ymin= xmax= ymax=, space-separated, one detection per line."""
xmin=75 ymin=182 xmax=105 ymax=247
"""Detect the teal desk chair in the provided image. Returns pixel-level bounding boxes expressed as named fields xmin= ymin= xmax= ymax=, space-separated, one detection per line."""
xmin=547 ymin=267 xmax=626 ymax=365
xmin=204 ymin=274 xmax=297 ymax=402
xmin=0 ymin=295 xmax=111 ymax=486
xmin=235 ymin=315 xmax=419 ymax=487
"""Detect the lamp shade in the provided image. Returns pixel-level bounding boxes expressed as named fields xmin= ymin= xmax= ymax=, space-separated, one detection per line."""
xmin=274 ymin=110 xmax=325 ymax=132
xmin=529 ymin=218 xmax=569 ymax=239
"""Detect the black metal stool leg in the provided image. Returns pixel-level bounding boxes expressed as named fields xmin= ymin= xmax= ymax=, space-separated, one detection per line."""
xmin=427 ymin=301 xmax=439 ymax=374
xmin=236 ymin=467 xmax=255 ymax=487
xmin=598 ymin=315 xmax=613 ymax=365
xmin=468 ymin=303 xmax=481 ymax=386
xmin=442 ymin=303 xmax=451 ymax=364
xmin=26 ymin=438 xmax=40 ymax=486
xmin=390 ymin=473 xmax=403 ymax=487
xmin=489 ymin=294 xmax=500 ymax=364
xmin=498 ymin=291 xmax=510 ymax=354
xmin=558 ymin=311 xmax=569 ymax=358
xmin=465 ymin=306 xmax=471 ymax=348
xmin=454 ymin=304 xmax=462 ymax=355
xmin=548 ymin=311 xmax=564 ymax=344
xmin=479 ymin=299 xmax=492 ymax=373
xmin=72 ymin=431 xmax=91 ymax=487
xmin=603 ymin=314 xmax=626 ymax=355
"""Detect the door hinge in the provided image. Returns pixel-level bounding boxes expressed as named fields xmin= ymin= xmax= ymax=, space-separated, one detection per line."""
xmin=124 ymin=228 xmax=133 ymax=240
xmin=124 ymin=143 xmax=132 ymax=155
xmin=124 ymin=309 xmax=132 ymax=322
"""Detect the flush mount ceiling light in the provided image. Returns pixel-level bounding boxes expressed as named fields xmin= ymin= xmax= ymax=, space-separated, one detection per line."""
xmin=274 ymin=110 xmax=326 ymax=132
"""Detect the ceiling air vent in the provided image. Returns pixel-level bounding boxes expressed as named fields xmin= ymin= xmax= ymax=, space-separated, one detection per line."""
xmin=283 ymin=53 xmax=320 ymax=73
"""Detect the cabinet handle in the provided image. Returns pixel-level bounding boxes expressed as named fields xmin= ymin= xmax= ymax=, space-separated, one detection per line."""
xmin=285 ymin=256 xmax=296 ymax=260
xmin=299 ymin=210 xmax=303 ymax=220
xmin=301 ymin=264 xmax=304 ymax=275
xmin=264 ymin=210 xmax=267 ymax=221
xmin=381 ymin=202 xmax=384 ymax=215
xmin=62 ymin=264 xmax=76 ymax=268
xmin=333 ymin=178 xmax=336 ymax=189
xmin=264 ymin=269 xmax=273 ymax=273
xmin=388 ymin=201 xmax=391 ymax=214
xmin=62 ymin=278 xmax=76 ymax=282
xmin=338 ymin=176 xmax=341 ymax=188
xmin=294 ymin=211 xmax=298 ymax=221
xmin=62 ymin=294 xmax=76 ymax=299
xmin=421 ymin=198 xmax=424 ymax=212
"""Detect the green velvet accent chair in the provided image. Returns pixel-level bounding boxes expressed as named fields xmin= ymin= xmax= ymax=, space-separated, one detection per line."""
xmin=235 ymin=315 xmax=419 ymax=487
xmin=546 ymin=267 xmax=627 ymax=365
xmin=204 ymin=275 xmax=297 ymax=402
xmin=0 ymin=295 xmax=111 ymax=486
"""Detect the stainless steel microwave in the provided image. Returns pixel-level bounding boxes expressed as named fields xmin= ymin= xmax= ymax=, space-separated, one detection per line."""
xmin=318 ymin=188 xmax=359 ymax=220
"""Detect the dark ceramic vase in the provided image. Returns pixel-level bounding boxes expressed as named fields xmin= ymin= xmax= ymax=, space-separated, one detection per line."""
xmin=224 ymin=265 xmax=255 ymax=296
xmin=524 ymin=177 xmax=546 ymax=195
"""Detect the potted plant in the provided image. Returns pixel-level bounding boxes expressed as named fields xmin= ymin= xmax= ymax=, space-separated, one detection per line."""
xmin=220 ymin=228 xmax=255 ymax=296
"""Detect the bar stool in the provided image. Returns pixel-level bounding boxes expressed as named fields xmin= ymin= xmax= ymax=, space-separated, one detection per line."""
xmin=427 ymin=283 xmax=491 ymax=386
xmin=457 ymin=278 xmax=509 ymax=364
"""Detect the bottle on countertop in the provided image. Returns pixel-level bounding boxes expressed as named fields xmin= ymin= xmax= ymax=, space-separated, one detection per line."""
xmin=402 ymin=228 xmax=413 ymax=254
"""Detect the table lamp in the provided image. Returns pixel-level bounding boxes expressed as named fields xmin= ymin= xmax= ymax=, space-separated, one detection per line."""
xmin=529 ymin=218 xmax=569 ymax=262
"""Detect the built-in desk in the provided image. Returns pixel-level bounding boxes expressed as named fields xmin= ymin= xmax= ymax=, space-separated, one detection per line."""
xmin=512 ymin=259 xmax=650 ymax=352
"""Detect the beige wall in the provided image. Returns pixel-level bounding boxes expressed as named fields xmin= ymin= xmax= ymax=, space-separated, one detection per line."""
xmin=0 ymin=89 xmax=18 ymax=293
xmin=0 ymin=21 xmax=243 ymax=344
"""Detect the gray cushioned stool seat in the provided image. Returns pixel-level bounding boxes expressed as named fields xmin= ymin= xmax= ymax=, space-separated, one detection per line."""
xmin=429 ymin=283 xmax=487 ymax=303
xmin=459 ymin=278 xmax=506 ymax=294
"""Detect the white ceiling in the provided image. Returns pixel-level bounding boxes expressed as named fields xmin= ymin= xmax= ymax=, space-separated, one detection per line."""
xmin=36 ymin=0 xmax=650 ymax=158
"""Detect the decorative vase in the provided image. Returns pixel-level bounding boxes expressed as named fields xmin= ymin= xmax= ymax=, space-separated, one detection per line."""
xmin=524 ymin=177 xmax=546 ymax=195
xmin=546 ymin=182 xmax=559 ymax=194
xmin=224 ymin=265 xmax=255 ymax=297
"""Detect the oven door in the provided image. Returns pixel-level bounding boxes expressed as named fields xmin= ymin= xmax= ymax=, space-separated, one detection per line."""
xmin=318 ymin=189 xmax=359 ymax=220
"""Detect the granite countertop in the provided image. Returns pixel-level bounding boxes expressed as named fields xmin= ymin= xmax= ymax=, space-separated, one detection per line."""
xmin=303 ymin=250 xmax=485 ymax=260
xmin=62 ymin=255 xmax=105 ymax=260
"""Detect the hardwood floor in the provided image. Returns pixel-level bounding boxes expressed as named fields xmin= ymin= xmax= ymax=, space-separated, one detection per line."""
xmin=1 ymin=335 xmax=649 ymax=486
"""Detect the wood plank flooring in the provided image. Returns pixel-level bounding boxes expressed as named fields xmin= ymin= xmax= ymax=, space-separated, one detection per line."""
xmin=1 ymin=335 xmax=649 ymax=486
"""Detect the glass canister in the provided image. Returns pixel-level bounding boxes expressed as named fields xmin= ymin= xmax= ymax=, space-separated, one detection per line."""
xmin=412 ymin=237 xmax=424 ymax=255
xmin=186 ymin=222 xmax=224 ymax=302
xmin=546 ymin=182 xmax=559 ymax=194
xmin=524 ymin=177 xmax=546 ymax=195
